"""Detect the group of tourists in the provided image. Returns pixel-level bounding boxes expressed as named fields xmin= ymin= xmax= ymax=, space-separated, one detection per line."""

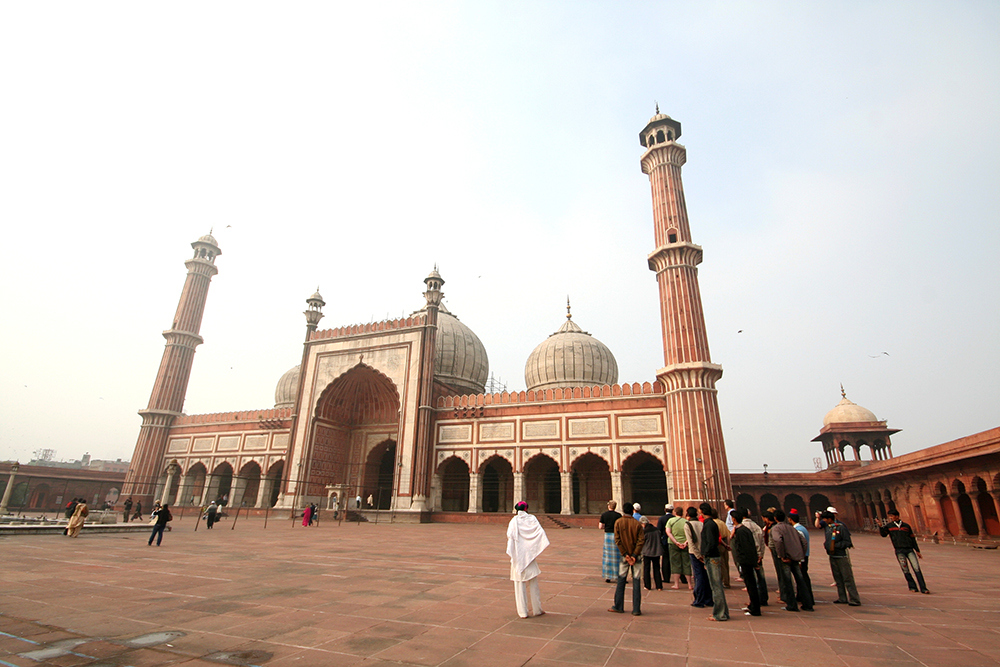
xmin=593 ymin=499 xmax=930 ymax=621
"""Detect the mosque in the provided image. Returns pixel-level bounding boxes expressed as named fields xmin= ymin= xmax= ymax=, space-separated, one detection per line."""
xmin=119 ymin=112 xmax=1000 ymax=540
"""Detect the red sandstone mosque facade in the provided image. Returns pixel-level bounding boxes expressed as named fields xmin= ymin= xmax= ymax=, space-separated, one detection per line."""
xmin=119 ymin=113 xmax=1000 ymax=540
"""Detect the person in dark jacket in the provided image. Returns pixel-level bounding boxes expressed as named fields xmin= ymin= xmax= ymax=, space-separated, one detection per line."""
xmin=770 ymin=509 xmax=814 ymax=612
xmin=821 ymin=511 xmax=860 ymax=605
xmin=698 ymin=502 xmax=728 ymax=621
xmin=878 ymin=509 xmax=929 ymax=594
xmin=731 ymin=508 xmax=762 ymax=616
xmin=608 ymin=508 xmax=645 ymax=616
xmin=640 ymin=516 xmax=664 ymax=591
xmin=148 ymin=504 xmax=172 ymax=546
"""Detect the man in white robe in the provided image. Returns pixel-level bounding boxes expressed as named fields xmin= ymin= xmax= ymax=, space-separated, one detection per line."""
xmin=506 ymin=501 xmax=550 ymax=619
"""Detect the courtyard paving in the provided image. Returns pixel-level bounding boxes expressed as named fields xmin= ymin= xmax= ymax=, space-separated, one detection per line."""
xmin=0 ymin=514 xmax=997 ymax=667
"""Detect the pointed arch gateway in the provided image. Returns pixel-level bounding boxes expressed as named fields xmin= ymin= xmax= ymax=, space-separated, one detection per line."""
xmin=310 ymin=363 xmax=401 ymax=505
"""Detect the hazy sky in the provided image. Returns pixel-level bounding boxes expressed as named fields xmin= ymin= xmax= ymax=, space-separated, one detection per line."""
xmin=2 ymin=2 xmax=997 ymax=473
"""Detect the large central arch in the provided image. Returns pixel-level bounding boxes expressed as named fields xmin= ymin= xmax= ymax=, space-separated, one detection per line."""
xmin=309 ymin=364 xmax=400 ymax=503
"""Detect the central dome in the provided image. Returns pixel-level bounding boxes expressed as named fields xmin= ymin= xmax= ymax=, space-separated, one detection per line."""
xmin=524 ymin=308 xmax=618 ymax=392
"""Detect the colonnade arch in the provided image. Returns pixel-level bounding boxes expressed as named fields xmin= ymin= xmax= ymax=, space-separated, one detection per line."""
xmin=524 ymin=454 xmax=561 ymax=514
xmin=621 ymin=451 xmax=667 ymax=515
xmin=480 ymin=455 xmax=513 ymax=513
xmin=571 ymin=453 xmax=612 ymax=515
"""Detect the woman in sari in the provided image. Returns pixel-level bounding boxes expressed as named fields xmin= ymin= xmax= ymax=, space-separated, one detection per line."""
xmin=302 ymin=504 xmax=312 ymax=527
xmin=66 ymin=501 xmax=88 ymax=538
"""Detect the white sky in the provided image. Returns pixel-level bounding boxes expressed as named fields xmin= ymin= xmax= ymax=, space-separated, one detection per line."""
xmin=1 ymin=2 xmax=997 ymax=473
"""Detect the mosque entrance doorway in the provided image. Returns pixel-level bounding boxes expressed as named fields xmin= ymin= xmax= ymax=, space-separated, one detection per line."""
xmin=363 ymin=440 xmax=396 ymax=510
xmin=440 ymin=457 xmax=470 ymax=511
xmin=311 ymin=364 xmax=400 ymax=506
xmin=524 ymin=454 xmax=560 ymax=514
xmin=481 ymin=456 xmax=513 ymax=513
xmin=571 ymin=453 xmax=612 ymax=514
xmin=622 ymin=451 xmax=667 ymax=515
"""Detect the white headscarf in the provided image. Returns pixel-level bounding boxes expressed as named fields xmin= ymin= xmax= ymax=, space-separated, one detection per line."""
xmin=506 ymin=510 xmax=550 ymax=576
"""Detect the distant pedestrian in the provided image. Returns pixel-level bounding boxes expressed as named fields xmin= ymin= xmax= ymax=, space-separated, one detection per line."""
xmin=710 ymin=507 xmax=732 ymax=588
xmin=598 ymin=500 xmax=623 ymax=583
xmin=506 ymin=501 xmax=549 ymax=618
xmin=367 ymin=494 xmax=374 ymax=508
xmin=66 ymin=500 xmax=88 ymax=538
xmin=331 ymin=495 xmax=340 ymax=520
xmin=132 ymin=502 xmax=143 ymax=521
xmin=148 ymin=504 xmax=172 ymax=546
xmin=632 ymin=503 xmax=642 ymax=520
xmin=310 ymin=503 xmax=318 ymax=525
xmin=65 ymin=498 xmax=78 ymax=519
xmin=878 ymin=509 xmax=929 ymax=594
xmin=608 ymin=505 xmax=644 ymax=616
xmin=123 ymin=497 xmax=133 ymax=523
xmin=204 ymin=501 xmax=219 ymax=529
xmin=356 ymin=494 xmax=362 ymax=509
xmin=302 ymin=504 xmax=312 ymax=527
xmin=641 ymin=516 xmax=664 ymax=591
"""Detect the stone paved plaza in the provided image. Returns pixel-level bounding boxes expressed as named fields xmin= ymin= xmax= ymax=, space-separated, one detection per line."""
xmin=1 ymin=516 xmax=998 ymax=667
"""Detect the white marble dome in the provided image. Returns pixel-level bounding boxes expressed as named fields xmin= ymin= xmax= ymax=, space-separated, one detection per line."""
xmin=823 ymin=392 xmax=878 ymax=426
xmin=274 ymin=365 xmax=300 ymax=409
xmin=434 ymin=304 xmax=489 ymax=395
xmin=524 ymin=314 xmax=618 ymax=392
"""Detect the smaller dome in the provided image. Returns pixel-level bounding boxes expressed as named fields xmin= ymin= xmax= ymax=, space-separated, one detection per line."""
xmin=648 ymin=112 xmax=671 ymax=123
xmin=307 ymin=289 xmax=325 ymax=305
xmin=275 ymin=365 xmax=300 ymax=409
xmin=823 ymin=390 xmax=878 ymax=426
xmin=196 ymin=233 xmax=219 ymax=247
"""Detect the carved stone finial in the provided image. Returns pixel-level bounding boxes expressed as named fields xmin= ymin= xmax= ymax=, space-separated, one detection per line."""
xmin=566 ymin=296 xmax=572 ymax=320
xmin=655 ymin=102 xmax=660 ymax=115
xmin=840 ymin=383 xmax=846 ymax=399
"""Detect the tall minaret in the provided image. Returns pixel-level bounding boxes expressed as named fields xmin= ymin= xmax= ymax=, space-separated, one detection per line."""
xmin=410 ymin=267 xmax=443 ymax=511
xmin=640 ymin=110 xmax=732 ymax=505
xmin=122 ymin=233 xmax=221 ymax=504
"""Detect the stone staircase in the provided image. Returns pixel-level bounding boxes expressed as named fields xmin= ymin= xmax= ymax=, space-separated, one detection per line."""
xmin=539 ymin=514 xmax=573 ymax=530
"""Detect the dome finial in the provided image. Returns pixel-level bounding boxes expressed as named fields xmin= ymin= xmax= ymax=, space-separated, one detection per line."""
xmin=655 ymin=101 xmax=660 ymax=115
xmin=566 ymin=296 xmax=572 ymax=320
xmin=840 ymin=383 xmax=846 ymax=399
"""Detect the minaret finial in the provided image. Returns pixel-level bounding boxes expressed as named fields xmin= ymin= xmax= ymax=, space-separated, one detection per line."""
xmin=840 ymin=383 xmax=846 ymax=399
xmin=209 ymin=227 xmax=213 ymax=235
xmin=566 ymin=296 xmax=572 ymax=320
xmin=655 ymin=101 xmax=660 ymax=115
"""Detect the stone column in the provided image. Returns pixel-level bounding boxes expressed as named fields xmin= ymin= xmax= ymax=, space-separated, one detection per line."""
xmin=560 ymin=472 xmax=573 ymax=515
xmin=430 ymin=473 xmax=443 ymax=511
xmin=231 ymin=475 xmax=249 ymax=508
xmin=256 ymin=477 xmax=272 ymax=508
xmin=971 ymin=495 xmax=987 ymax=540
xmin=0 ymin=463 xmax=19 ymax=514
xmin=202 ymin=475 xmax=220 ymax=507
xmin=513 ymin=472 xmax=525 ymax=505
xmin=175 ymin=473 xmax=193 ymax=507
xmin=468 ymin=473 xmax=482 ymax=513
xmin=610 ymin=471 xmax=623 ymax=509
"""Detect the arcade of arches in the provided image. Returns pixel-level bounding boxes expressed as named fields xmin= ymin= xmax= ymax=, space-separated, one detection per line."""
xmin=431 ymin=450 xmax=670 ymax=516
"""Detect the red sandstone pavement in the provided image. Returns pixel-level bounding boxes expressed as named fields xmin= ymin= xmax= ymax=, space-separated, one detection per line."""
xmin=1 ymin=516 xmax=998 ymax=667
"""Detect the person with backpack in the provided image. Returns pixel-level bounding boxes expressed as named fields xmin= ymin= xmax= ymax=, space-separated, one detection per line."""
xmin=148 ymin=503 xmax=172 ymax=546
xmin=820 ymin=510 xmax=860 ymax=605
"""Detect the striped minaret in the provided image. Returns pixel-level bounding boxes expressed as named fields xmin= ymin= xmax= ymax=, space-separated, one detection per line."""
xmin=122 ymin=233 xmax=221 ymax=506
xmin=640 ymin=110 xmax=732 ymax=505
